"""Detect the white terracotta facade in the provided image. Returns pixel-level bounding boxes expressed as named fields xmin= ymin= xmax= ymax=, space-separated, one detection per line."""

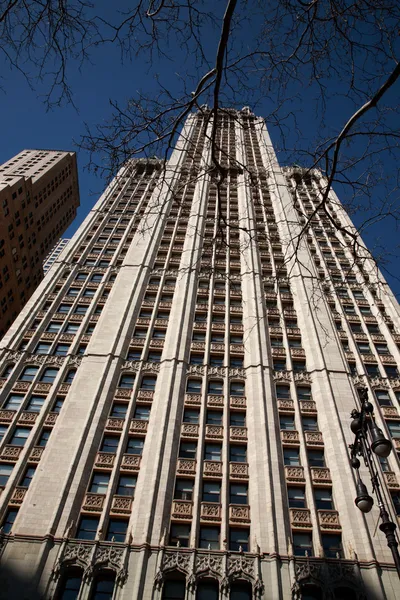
xmin=0 ymin=110 xmax=399 ymax=599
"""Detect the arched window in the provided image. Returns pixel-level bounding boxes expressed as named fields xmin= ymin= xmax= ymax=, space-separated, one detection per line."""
xmin=57 ymin=568 xmax=83 ymax=600
xmin=230 ymin=580 xmax=252 ymax=600
xmin=230 ymin=381 xmax=245 ymax=397
xmin=186 ymin=379 xmax=202 ymax=394
xmin=2 ymin=364 xmax=14 ymax=378
xmin=196 ymin=579 xmax=219 ymax=600
xmin=301 ymin=585 xmax=323 ymax=600
xmin=334 ymin=587 xmax=357 ymax=600
xmin=19 ymin=366 xmax=39 ymax=382
xmin=90 ymin=571 xmax=116 ymax=600
xmin=40 ymin=367 xmax=59 ymax=383
xmin=162 ymin=576 xmax=186 ymax=600
xmin=141 ymin=375 xmax=156 ymax=391
xmin=64 ymin=370 xmax=76 ymax=384
xmin=208 ymin=380 xmax=223 ymax=395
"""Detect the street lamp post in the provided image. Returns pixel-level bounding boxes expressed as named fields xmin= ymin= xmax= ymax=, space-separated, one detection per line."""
xmin=348 ymin=387 xmax=400 ymax=578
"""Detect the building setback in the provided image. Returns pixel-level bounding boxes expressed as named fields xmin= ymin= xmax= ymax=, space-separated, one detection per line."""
xmin=0 ymin=109 xmax=399 ymax=599
xmin=0 ymin=150 xmax=80 ymax=338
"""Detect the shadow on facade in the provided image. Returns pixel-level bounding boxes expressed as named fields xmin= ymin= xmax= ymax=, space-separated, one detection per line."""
xmin=0 ymin=564 xmax=43 ymax=600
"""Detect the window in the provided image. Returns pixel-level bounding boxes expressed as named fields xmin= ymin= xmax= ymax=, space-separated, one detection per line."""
xmin=58 ymin=303 xmax=72 ymax=313
xmin=230 ymin=381 xmax=244 ymax=397
xmin=199 ymin=526 xmax=220 ymax=549
xmin=308 ymin=449 xmax=325 ymax=467
xmin=276 ymin=385 xmax=290 ymax=399
xmin=343 ymin=305 xmax=356 ymax=315
xmin=162 ymin=580 xmax=185 ymax=600
xmin=366 ymin=363 xmax=380 ymax=377
xmin=385 ymin=365 xmax=399 ymax=379
xmin=288 ymin=487 xmax=306 ymax=508
xmin=174 ymin=479 xmax=193 ymax=501
xmin=0 ymin=426 xmax=8 ymax=442
xmin=77 ymin=345 xmax=87 ymax=356
xmin=127 ymin=348 xmax=142 ymax=361
xmin=375 ymin=390 xmax=392 ymax=406
xmin=315 ymin=488 xmax=334 ymax=510
xmin=203 ymin=481 xmax=221 ymax=503
xmin=350 ymin=323 xmax=363 ymax=333
xmin=26 ymin=395 xmax=45 ymax=412
xmin=230 ymin=483 xmax=248 ymax=505
xmin=230 ymin=445 xmax=247 ymax=463
xmin=209 ymin=355 xmax=224 ymax=367
xmin=19 ymin=366 xmax=39 ymax=382
xmin=89 ymin=473 xmax=110 ymax=494
xmin=34 ymin=342 xmax=51 ymax=355
xmin=284 ymin=448 xmax=300 ymax=466
xmin=229 ymin=528 xmax=249 ymax=551
xmin=192 ymin=332 xmax=205 ymax=342
xmin=390 ymin=492 xmax=400 ymax=515
xmin=40 ymin=368 xmax=59 ymax=383
xmin=2 ymin=509 xmax=18 ymax=534
xmin=302 ymin=416 xmax=318 ymax=431
xmin=293 ymin=360 xmax=306 ymax=372
xmin=76 ymin=516 xmax=99 ymax=540
xmin=230 ymin=356 xmax=244 ymax=368
xmin=186 ymin=379 xmax=202 ymax=394
xmin=119 ymin=374 xmax=135 ymax=389
xmin=141 ymin=376 xmax=156 ymax=391
xmin=117 ymin=475 xmax=137 ymax=497
xmin=4 ymin=394 xmax=23 ymax=411
xmin=64 ymin=370 xmax=76 ymax=384
xmin=1 ymin=364 xmax=14 ymax=378
xmin=37 ymin=430 xmax=51 ymax=447
xmin=297 ymin=387 xmax=311 ymax=401
xmin=190 ymin=353 xmax=204 ymax=365
xmin=273 ymin=359 xmax=286 ymax=371
xmin=106 ymin=519 xmax=127 ymax=542
xmin=147 ymin=351 xmax=162 ymax=363
xmin=10 ymin=427 xmax=30 ymax=446
xmin=387 ymin=421 xmax=400 ymax=439
xmin=64 ymin=323 xmax=80 ymax=334
xmin=293 ymin=532 xmax=313 ymax=556
xmin=230 ymin=334 xmax=243 ymax=345
xmin=183 ymin=409 xmax=199 ymax=424
xmin=208 ymin=380 xmax=223 ymax=395
xmin=82 ymin=289 xmax=95 ymax=297
xmin=179 ymin=442 xmax=197 ymax=459
xmin=58 ymin=569 xmax=83 ymax=600
xmin=52 ymin=397 xmax=64 ymax=413
xmin=375 ymin=344 xmax=389 ymax=355
xmin=357 ymin=343 xmax=371 ymax=355
xmin=359 ymin=306 xmax=372 ymax=315
xmin=152 ymin=329 xmax=166 ymax=339
xmin=204 ymin=444 xmax=221 ymax=461
xmin=91 ymin=573 xmax=115 ymax=600
xmin=230 ymin=413 xmax=245 ymax=427
xmin=0 ymin=464 xmax=13 ymax=486
xmin=101 ymin=436 xmax=119 ymax=453
xmin=53 ymin=344 xmax=70 ymax=357
xmin=126 ymin=438 xmax=144 ymax=455
xmin=91 ymin=274 xmax=103 ymax=282
xmin=281 ymin=413 xmax=296 ymax=430
xmin=75 ymin=272 xmax=87 ymax=281
xmin=322 ymin=534 xmax=343 ymax=558
xmin=367 ymin=324 xmax=380 ymax=334
xmin=230 ymin=581 xmax=252 ymax=600
xmin=197 ymin=580 xmax=219 ymax=600
xmin=169 ymin=524 xmax=190 ymax=547
xmin=134 ymin=406 xmax=150 ymax=420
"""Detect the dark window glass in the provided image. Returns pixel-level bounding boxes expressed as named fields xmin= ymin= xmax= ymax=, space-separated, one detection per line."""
xmin=183 ymin=409 xmax=199 ymax=424
xmin=58 ymin=569 xmax=83 ymax=600
xmin=37 ymin=430 xmax=51 ymax=447
xmin=293 ymin=532 xmax=313 ymax=556
xmin=119 ymin=374 xmax=135 ymax=389
xmin=2 ymin=508 xmax=18 ymax=534
xmin=117 ymin=475 xmax=137 ymax=497
xmin=315 ymin=488 xmax=334 ymax=510
xmin=101 ymin=436 xmax=119 ymax=453
xmin=76 ymin=516 xmax=99 ymax=541
xmin=91 ymin=574 xmax=115 ymax=600
xmin=179 ymin=442 xmax=197 ymax=459
xmin=19 ymin=366 xmax=39 ymax=382
xmin=322 ymin=534 xmax=343 ymax=558
xmin=106 ymin=519 xmax=127 ymax=542
xmin=169 ymin=524 xmax=190 ymax=547
xmin=40 ymin=368 xmax=59 ymax=383
xmin=202 ymin=481 xmax=221 ymax=503
xmin=230 ymin=445 xmax=247 ymax=463
xmin=230 ymin=483 xmax=248 ymax=505
xmin=307 ymin=450 xmax=325 ymax=467
xmin=288 ymin=487 xmax=306 ymax=508
xmin=229 ymin=528 xmax=249 ymax=551
xmin=199 ymin=527 xmax=220 ymax=550
xmin=126 ymin=438 xmax=144 ymax=455
xmin=162 ymin=580 xmax=185 ymax=600
xmin=0 ymin=464 xmax=13 ymax=486
xmin=174 ymin=479 xmax=193 ymax=501
xmin=230 ymin=413 xmax=245 ymax=427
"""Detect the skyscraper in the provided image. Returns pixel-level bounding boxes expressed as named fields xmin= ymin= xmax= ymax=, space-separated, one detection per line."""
xmin=0 ymin=109 xmax=399 ymax=599
xmin=0 ymin=150 xmax=80 ymax=338
xmin=43 ymin=239 xmax=71 ymax=274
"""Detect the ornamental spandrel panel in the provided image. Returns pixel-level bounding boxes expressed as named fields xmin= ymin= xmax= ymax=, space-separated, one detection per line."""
xmin=230 ymin=427 xmax=247 ymax=441
xmin=317 ymin=510 xmax=341 ymax=530
xmin=121 ymin=454 xmax=142 ymax=471
xmin=82 ymin=493 xmax=106 ymax=512
xmin=13 ymin=381 xmax=30 ymax=392
xmin=382 ymin=406 xmax=399 ymax=419
xmin=95 ymin=452 xmax=116 ymax=469
xmin=204 ymin=460 xmax=223 ymax=477
xmin=227 ymin=554 xmax=255 ymax=579
xmin=229 ymin=462 xmax=249 ymax=479
xmin=277 ymin=399 xmax=295 ymax=413
xmin=45 ymin=412 xmax=59 ymax=426
xmin=0 ymin=410 xmax=16 ymax=423
xmin=137 ymin=390 xmax=154 ymax=401
xmin=200 ymin=502 xmax=221 ymax=521
xmin=18 ymin=411 xmax=38 ymax=425
xmin=185 ymin=394 xmax=201 ymax=406
xmin=171 ymin=500 xmax=193 ymax=519
xmin=207 ymin=395 xmax=224 ymax=407
xmin=29 ymin=446 xmax=44 ymax=462
xmin=130 ymin=338 xmax=145 ymax=346
xmin=281 ymin=430 xmax=300 ymax=445
xmin=383 ymin=471 xmax=399 ymax=489
xmin=285 ymin=466 xmax=305 ymax=483
xmin=181 ymin=423 xmax=199 ymax=438
xmin=191 ymin=342 xmax=206 ymax=351
xmin=0 ymin=445 xmax=23 ymax=461
xmin=10 ymin=486 xmax=27 ymax=505
xmin=381 ymin=355 xmax=396 ymax=364
xmin=149 ymin=339 xmax=164 ymax=348
xmin=205 ymin=425 xmax=223 ymax=439
xmin=290 ymin=508 xmax=312 ymax=529
xmin=311 ymin=467 xmax=332 ymax=484
xmin=106 ymin=417 xmax=125 ymax=432
xmin=211 ymin=343 xmax=226 ymax=352
xmin=230 ymin=396 xmax=246 ymax=409
xmin=299 ymin=401 xmax=317 ymax=414
xmin=58 ymin=384 xmax=71 ymax=394
xmin=229 ymin=504 xmax=250 ymax=523
xmin=304 ymin=431 xmax=324 ymax=446
xmin=115 ymin=388 xmax=132 ymax=399
xmin=129 ymin=419 xmax=148 ymax=434
xmin=230 ymin=344 xmax=244 ymax=353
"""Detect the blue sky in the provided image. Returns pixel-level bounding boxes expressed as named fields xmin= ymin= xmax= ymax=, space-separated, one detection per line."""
xmin=0 ymin=1 xmax=399 ymax=296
